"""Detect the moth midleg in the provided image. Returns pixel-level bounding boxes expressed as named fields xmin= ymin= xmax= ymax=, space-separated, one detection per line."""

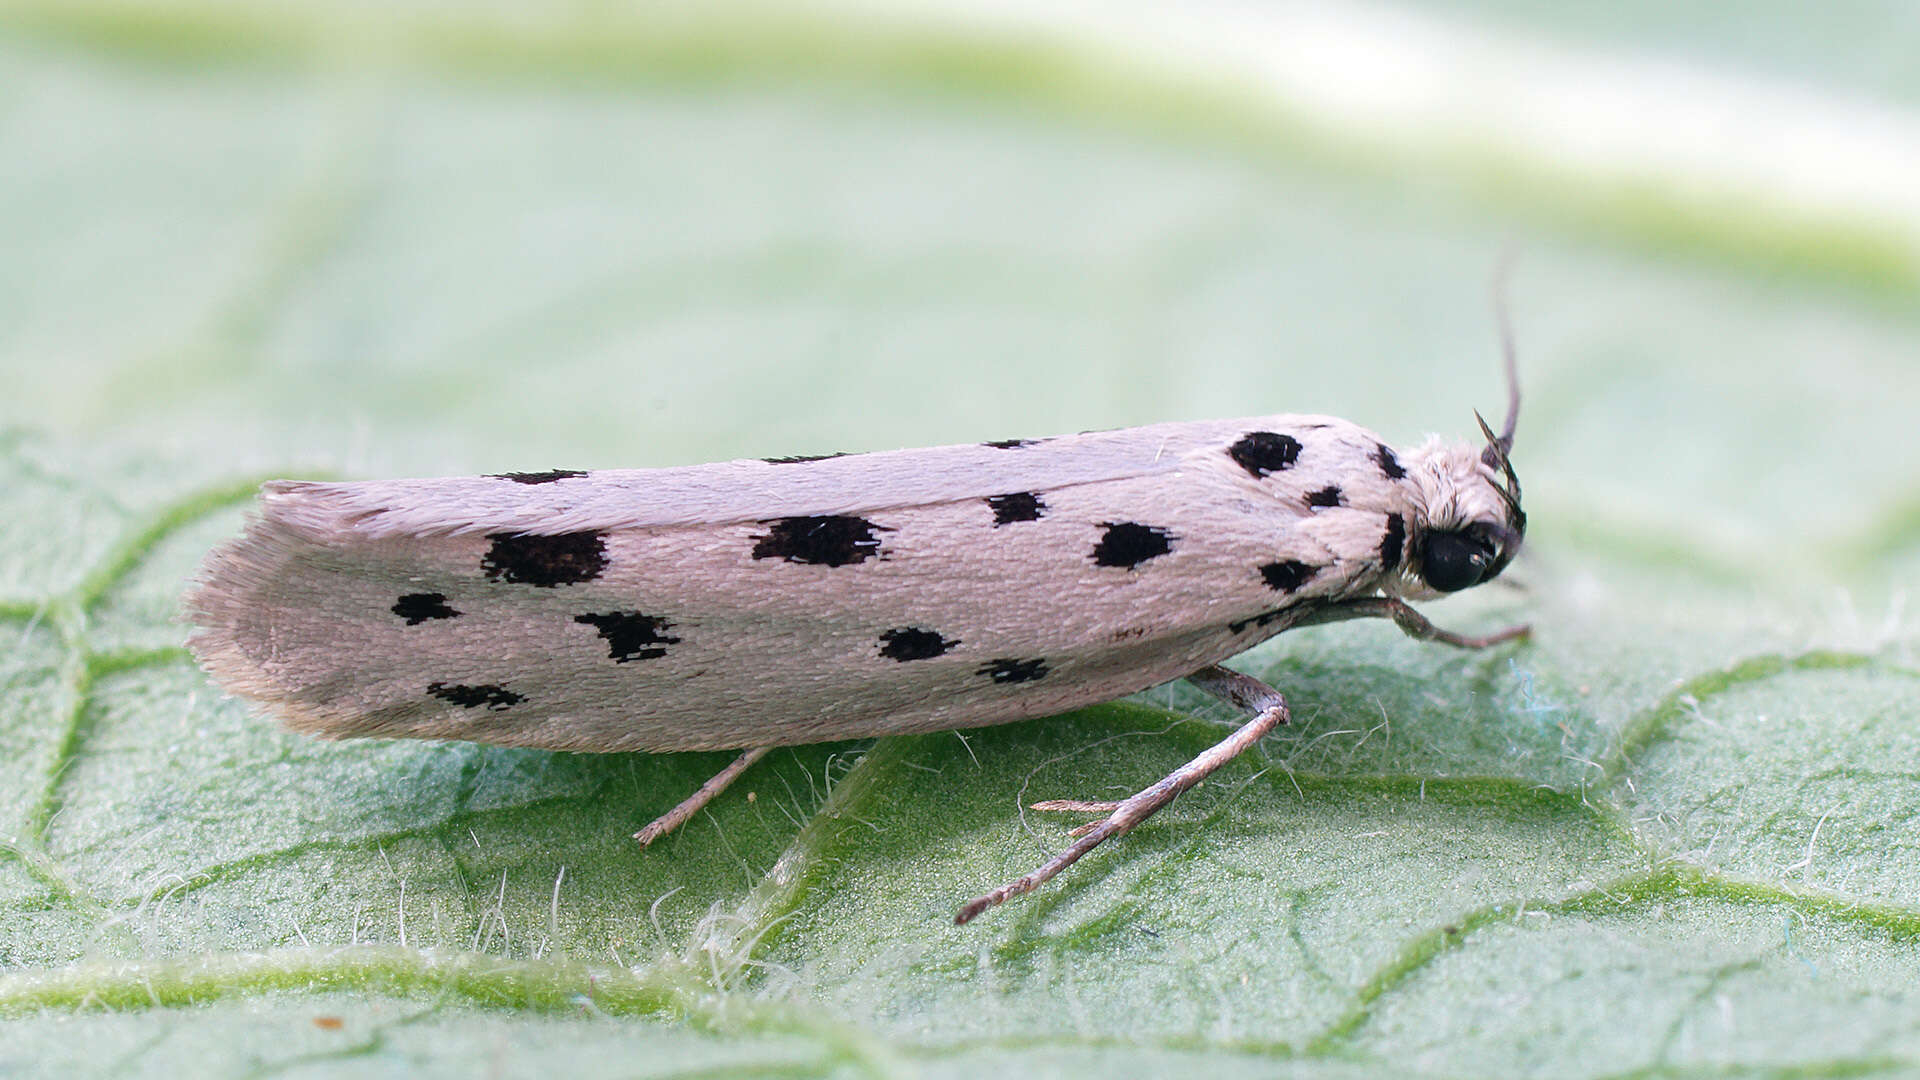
xmin=1323 ymin=596 xmax=1530 ymax=649
xmin=954 ymin=664 xmax=1289 ymax=924
xmin=1032 ymin=664 xmax=1296 ymax=837
xmin=634 ymin=746 xmax=773 ymax=846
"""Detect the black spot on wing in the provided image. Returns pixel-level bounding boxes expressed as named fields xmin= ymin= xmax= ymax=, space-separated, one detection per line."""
xmin=1259 ymin=560 xmax=1317 ymax=593
xmin=482 ymin=532 xmax=608 ymax=587
xmin=986 ymin=492 xmax=1046 ymax=525
xmin=978 ymin=657 xmax=1049 ymax=684
xmin=751 ymin=515 xmax=890 ymax=567
xmin=1228 ymin=431 xmax=1302 ymax=477
xmin=1091 ymin=522 xmax=1176 ymax=569
xmin=763 ymin=452 xmax=850 ymax=464
xmin=574 ymin=611 xmax=681 ymax=662
xmin=983 ymin=438 xmax=1041 ymax=449
xmin=1305 ymin=485 xmax=1344 ymax=508
xmin=392 ymin=593 xmax=459 ymax=625
xmin=428 ymin=682 xmax=523 ymax=710
xmin=1380 ymin=513 xmax=1405 ymax=571
xmin=879 ymin=627 xmax=958 ymax=662
xmin=1373 ymin=443 xmax=1406 ymax=480
xmin=490 ymin=469 xmax=586 ymax=485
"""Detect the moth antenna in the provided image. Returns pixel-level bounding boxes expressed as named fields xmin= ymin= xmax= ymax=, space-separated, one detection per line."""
xmin=1481 ymin=253 xmax=1522 ymax=470
xmin=1475 ymin=410 xmax=1522 ymax=513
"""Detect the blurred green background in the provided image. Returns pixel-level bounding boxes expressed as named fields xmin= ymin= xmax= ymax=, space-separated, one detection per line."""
xmin=2 ymin=1 xmax=1918 ymax=1076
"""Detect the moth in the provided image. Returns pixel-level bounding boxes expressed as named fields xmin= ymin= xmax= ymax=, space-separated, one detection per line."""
xmin=187 ymin=349 xmax=1528 ymax=924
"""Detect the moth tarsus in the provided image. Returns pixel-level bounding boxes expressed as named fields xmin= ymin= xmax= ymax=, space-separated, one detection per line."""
xmin=186 ymin=334 xmax=1532 ymax=926
xmin=633 ymin=746 xmax=771 ymax=846
xmin=1029 ymin=798 xmax=1121 ymax=814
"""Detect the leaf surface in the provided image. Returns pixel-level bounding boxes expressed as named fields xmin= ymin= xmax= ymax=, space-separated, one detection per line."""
xmin=3 ymin=3 xmax=1918 ymax=1075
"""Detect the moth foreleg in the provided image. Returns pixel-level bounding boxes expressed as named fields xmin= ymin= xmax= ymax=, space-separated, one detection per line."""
xmin=1333 ymin=596 xmax=1530 ymax=650
xmin=955 ymin=665 xmax=1288 ymax=924
xmin=634 ymin=746 xmax=772 ymax=846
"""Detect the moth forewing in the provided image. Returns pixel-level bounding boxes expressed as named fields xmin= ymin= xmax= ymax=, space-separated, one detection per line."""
xmin=190 ymin=416 xmax=1402 ymax=747
xmin=186 ymin=397 xmax=1529 ymax=924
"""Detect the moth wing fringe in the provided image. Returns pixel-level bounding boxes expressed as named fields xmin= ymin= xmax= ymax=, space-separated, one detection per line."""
xmin=183 ymin=504 xmax=385 ymax=740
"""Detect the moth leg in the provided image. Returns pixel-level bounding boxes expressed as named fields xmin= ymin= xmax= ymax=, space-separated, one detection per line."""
xmin=634 ymin=746 xmax=772 ymax=846
xmin=1030 ymin=798 xmax=1122 ymax=838
xmin=955 ymin=665 xmax=1288 ymax=924
xmin=1319 ymin=596 xmax=1530 ymax=649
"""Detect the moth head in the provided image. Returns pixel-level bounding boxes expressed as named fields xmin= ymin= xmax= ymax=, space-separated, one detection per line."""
xmin=1397 ymin=431 xmax=1524 ymax=597
xmin=1401 ymin=321 xmax=1525 ymax=597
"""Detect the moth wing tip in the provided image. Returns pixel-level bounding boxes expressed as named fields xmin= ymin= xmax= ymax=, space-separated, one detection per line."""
xmin=181 ymin=635 xmax=384 ymax=743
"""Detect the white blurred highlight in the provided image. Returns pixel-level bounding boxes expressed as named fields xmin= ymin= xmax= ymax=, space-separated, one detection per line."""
xmin=835 ymin=0 xmax=1920 ymax=251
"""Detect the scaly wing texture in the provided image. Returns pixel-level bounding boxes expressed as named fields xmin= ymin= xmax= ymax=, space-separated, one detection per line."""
xmin=187 ymin=416 xmax=1418 ymax=750
xmin=256 ymin=415 xmax=1340 ymax=536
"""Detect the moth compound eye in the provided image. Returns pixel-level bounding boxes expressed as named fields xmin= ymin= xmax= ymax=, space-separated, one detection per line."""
xmin=1419 ymin=529 xmax=1497 ymax=592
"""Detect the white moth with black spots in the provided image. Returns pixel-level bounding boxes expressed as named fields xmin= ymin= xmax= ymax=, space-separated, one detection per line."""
xmin=186 ymin=348 xmax=1529 ymax=924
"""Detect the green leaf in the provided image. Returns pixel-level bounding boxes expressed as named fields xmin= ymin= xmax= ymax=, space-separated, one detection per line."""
xmin=4 ymin=2 xmax=1919 ymax=1076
